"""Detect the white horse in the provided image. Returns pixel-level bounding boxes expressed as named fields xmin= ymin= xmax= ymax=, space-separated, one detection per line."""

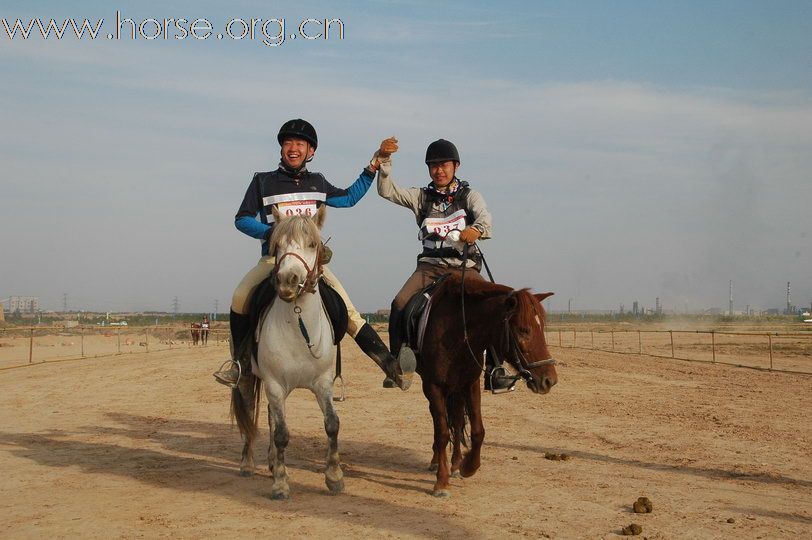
xmin=231 ymin=206 xmax=342 ymax=500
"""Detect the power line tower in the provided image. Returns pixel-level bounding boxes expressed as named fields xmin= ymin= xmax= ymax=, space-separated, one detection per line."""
xmin=63 ymin=293 xmax=68 ymax=313
xmin=172 ymin=296 xmax=180 ymax=317
xmin=213 ymin=299 xmax=219 ymax=321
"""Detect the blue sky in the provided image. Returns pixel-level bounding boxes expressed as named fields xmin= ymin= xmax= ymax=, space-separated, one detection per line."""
xmin=1 ymin=1 xmax=811 ymax=313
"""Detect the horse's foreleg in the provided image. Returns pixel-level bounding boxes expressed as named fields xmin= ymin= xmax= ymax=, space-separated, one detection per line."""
xmin=267 ymin=404 xmax=275 ymax=474
xmin=426 ymin=383 xmax=452 ymax=497
xmin=460 ymin=378 xmax=484 ymax=478
xmin=266 ymin=385 xmax=290 ymax=500
xmin=314 ymin=380 xmax=343 ymax=495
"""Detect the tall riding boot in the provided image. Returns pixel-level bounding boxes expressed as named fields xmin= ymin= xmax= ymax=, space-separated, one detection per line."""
xmin=213 ymin=310 xmax=252 ymax=387
xmin=484 ymin=347 xmax=516 ymax=394
xmin=383 ymin=306 xmax=407 ymax=388
xmin=354 ymin=323 xmax=416 ymax=391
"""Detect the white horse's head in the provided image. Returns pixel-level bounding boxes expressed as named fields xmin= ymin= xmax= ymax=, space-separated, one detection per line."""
xmin=269 ymin=205 xmax=326 ymax=302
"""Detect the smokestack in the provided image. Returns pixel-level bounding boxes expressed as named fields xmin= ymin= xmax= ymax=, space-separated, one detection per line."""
xmin=729 ymin=280 xmax=733 ymax=316
xmin=787 ymin=281 xmax=791 ymax=314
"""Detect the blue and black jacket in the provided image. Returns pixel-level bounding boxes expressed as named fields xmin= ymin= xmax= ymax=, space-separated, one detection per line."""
xmin=235 ymin=164 xmax=375 ymax=255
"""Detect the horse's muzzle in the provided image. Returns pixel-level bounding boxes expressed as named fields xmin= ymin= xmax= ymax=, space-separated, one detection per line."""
xmin=527 ymin=373 xmax=557 ymax=394
xmin=276 ymin=272 xmax=304 ymax=302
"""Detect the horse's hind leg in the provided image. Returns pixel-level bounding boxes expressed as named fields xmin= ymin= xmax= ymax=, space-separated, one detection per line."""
xmin=460 ymin=379 xmax=484 ymax=478
xmin=266 ymin=384 xmax=291 ymax=500
xmin=314 ymin=381 xmax=343 ymax=494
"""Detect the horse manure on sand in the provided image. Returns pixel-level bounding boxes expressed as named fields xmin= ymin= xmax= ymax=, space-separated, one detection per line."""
xmin=633 ymin=496 xmax=653 ymax=513
xmin=621 ymin=523 xmax=643 ymax=535
xmin=544 ymin=452 xmax=571 ymax=461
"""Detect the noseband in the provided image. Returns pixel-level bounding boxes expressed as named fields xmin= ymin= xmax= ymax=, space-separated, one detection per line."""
xmin=274 ymin=245 xmax=321 ymax=297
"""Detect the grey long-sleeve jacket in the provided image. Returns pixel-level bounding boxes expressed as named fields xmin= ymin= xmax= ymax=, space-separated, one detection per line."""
xmin=376 ymin=157 xmax=492 ymax=268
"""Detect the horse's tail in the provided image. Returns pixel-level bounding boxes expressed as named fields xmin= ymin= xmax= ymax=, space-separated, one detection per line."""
xmin=230 ymin=372 xmax=262 ymax=443
xmin=447 ymin=390 xmax=469 ymax=449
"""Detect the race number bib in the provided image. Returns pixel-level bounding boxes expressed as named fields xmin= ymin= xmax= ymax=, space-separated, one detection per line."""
xmin=277 ymin=200 xmax=318 ymax=217
xmin=263 ymin=192 xmax=326 ymax=222
xmin=421 ymin=209 xmax=467 ymax=237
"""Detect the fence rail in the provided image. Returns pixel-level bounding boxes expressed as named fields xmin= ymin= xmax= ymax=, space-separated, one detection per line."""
xmin=545 ymin=328 xmax=812 ymax=375
xmin=0 ymin=325 xmax=229 ymax=371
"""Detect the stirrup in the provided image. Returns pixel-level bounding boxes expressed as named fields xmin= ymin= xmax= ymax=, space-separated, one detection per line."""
xmin=213 ymin=359 xmax=241 ymax=389
xmin=332 ymin=374 xmax=346 ymax=402
xmin=487 ymin=366 xmax=517 ymax=395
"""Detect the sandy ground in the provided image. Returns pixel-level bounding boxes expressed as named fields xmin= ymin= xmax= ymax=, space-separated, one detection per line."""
xmin=0 ymin=337 xmax=810 ymax=538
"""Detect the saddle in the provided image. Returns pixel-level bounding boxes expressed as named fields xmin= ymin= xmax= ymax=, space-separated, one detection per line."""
xmin=398 ymin=274 xmax=450 ymax=354
xmin=245 ymin=272 xmax=348 ymax=359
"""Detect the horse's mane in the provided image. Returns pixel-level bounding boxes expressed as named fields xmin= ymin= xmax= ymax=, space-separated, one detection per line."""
xmin=268 ymin=215 xmax=321 ymax=255
xmin=438 ymin=273 xmax=546 ymax=323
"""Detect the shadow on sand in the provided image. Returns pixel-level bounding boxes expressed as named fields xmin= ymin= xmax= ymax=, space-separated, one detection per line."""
xmin=1 ymin=412 xmax=467 ymax=537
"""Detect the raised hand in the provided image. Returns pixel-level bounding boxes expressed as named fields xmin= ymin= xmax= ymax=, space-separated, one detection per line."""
xmin=378 ymin=136 xmax=399 ymax=157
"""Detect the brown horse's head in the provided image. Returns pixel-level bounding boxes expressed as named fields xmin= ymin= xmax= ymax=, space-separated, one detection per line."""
xmin=502 ymin=290 xmax=557 ymax=394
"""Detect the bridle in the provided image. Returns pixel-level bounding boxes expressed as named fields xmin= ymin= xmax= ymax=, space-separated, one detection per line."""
xmin=453 ymin=239 xmax=556 ymax=385
xmin=499 ymin=291 xmax=557 ymax=383
xmin=274 ymin=245 xmax=322 ymax=297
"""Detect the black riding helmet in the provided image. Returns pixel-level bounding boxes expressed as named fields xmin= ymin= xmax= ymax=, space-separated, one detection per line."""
xmin=277 ymin=119 xmax=318 ymax=150
xmin=425 ymin=139 xmax=460 ymax=164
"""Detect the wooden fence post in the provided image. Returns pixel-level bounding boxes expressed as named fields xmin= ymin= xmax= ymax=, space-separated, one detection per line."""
xmin=117 ymin=327 xmax=121 ymax=354
xmin=768 ymin=334 xmax=773 ymax=370
xmin=638 ymin=330 xmax=642 ymax=355
xmin=29 ymin=328 xmax=34 ymax=364
xmin=558 ymin=329 xmax=562 ymax=346
xmin=670 ymin=330 xmax=674 ymax=358
xmin=611 ymin=330 xmax=615 ymax=351
xmin=711 ymin=331 xmax=716 ymax=363
xmin=591 ymin=330 xmax=594 ymax=349
xmin=80 ymin=326 xmax=85 ymax=358
xmin=572 ymin=329 xmax=576 ymax=348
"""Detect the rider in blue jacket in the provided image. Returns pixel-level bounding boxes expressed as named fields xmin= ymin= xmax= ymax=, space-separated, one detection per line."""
xmin=213 ymin=119 xmax=416 ymax=390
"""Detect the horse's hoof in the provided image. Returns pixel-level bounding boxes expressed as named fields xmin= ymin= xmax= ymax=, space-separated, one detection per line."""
xmin=432 ymin=489 xmax=451 ymax=498
xmin=270 ymin=490 xmax=290 ymax=500
xmin=428 ymin=463 xmax=438 ymax=472
xmin=326 ymin=478 xmax=345 ymax=494
xmin=451 ymin=470 xmax=461 ymax=479
xmin=239 ymin=469 xmax=254 ymax=477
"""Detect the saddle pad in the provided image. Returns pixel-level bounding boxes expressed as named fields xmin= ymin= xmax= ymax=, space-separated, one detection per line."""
xmin=319 ymin=279 xmax=348 ymax=345
xmin=402 ymin=273 xmax=451 ymax=353
xmin=415 ymin=293 xmax=434 ymax=353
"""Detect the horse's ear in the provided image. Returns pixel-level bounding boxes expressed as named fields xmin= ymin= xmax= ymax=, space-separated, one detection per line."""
xmin=271 ymin=205 xmax=282 ymax=223
xmin=534 ymin=292 xmax=554 ymax=303
xmin=314 ymin=205 xmax=326 ymax=230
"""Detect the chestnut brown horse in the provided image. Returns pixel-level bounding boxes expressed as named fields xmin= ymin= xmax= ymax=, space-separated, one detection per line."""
xmin=418 ymin=273 xmax=557 ymax=497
